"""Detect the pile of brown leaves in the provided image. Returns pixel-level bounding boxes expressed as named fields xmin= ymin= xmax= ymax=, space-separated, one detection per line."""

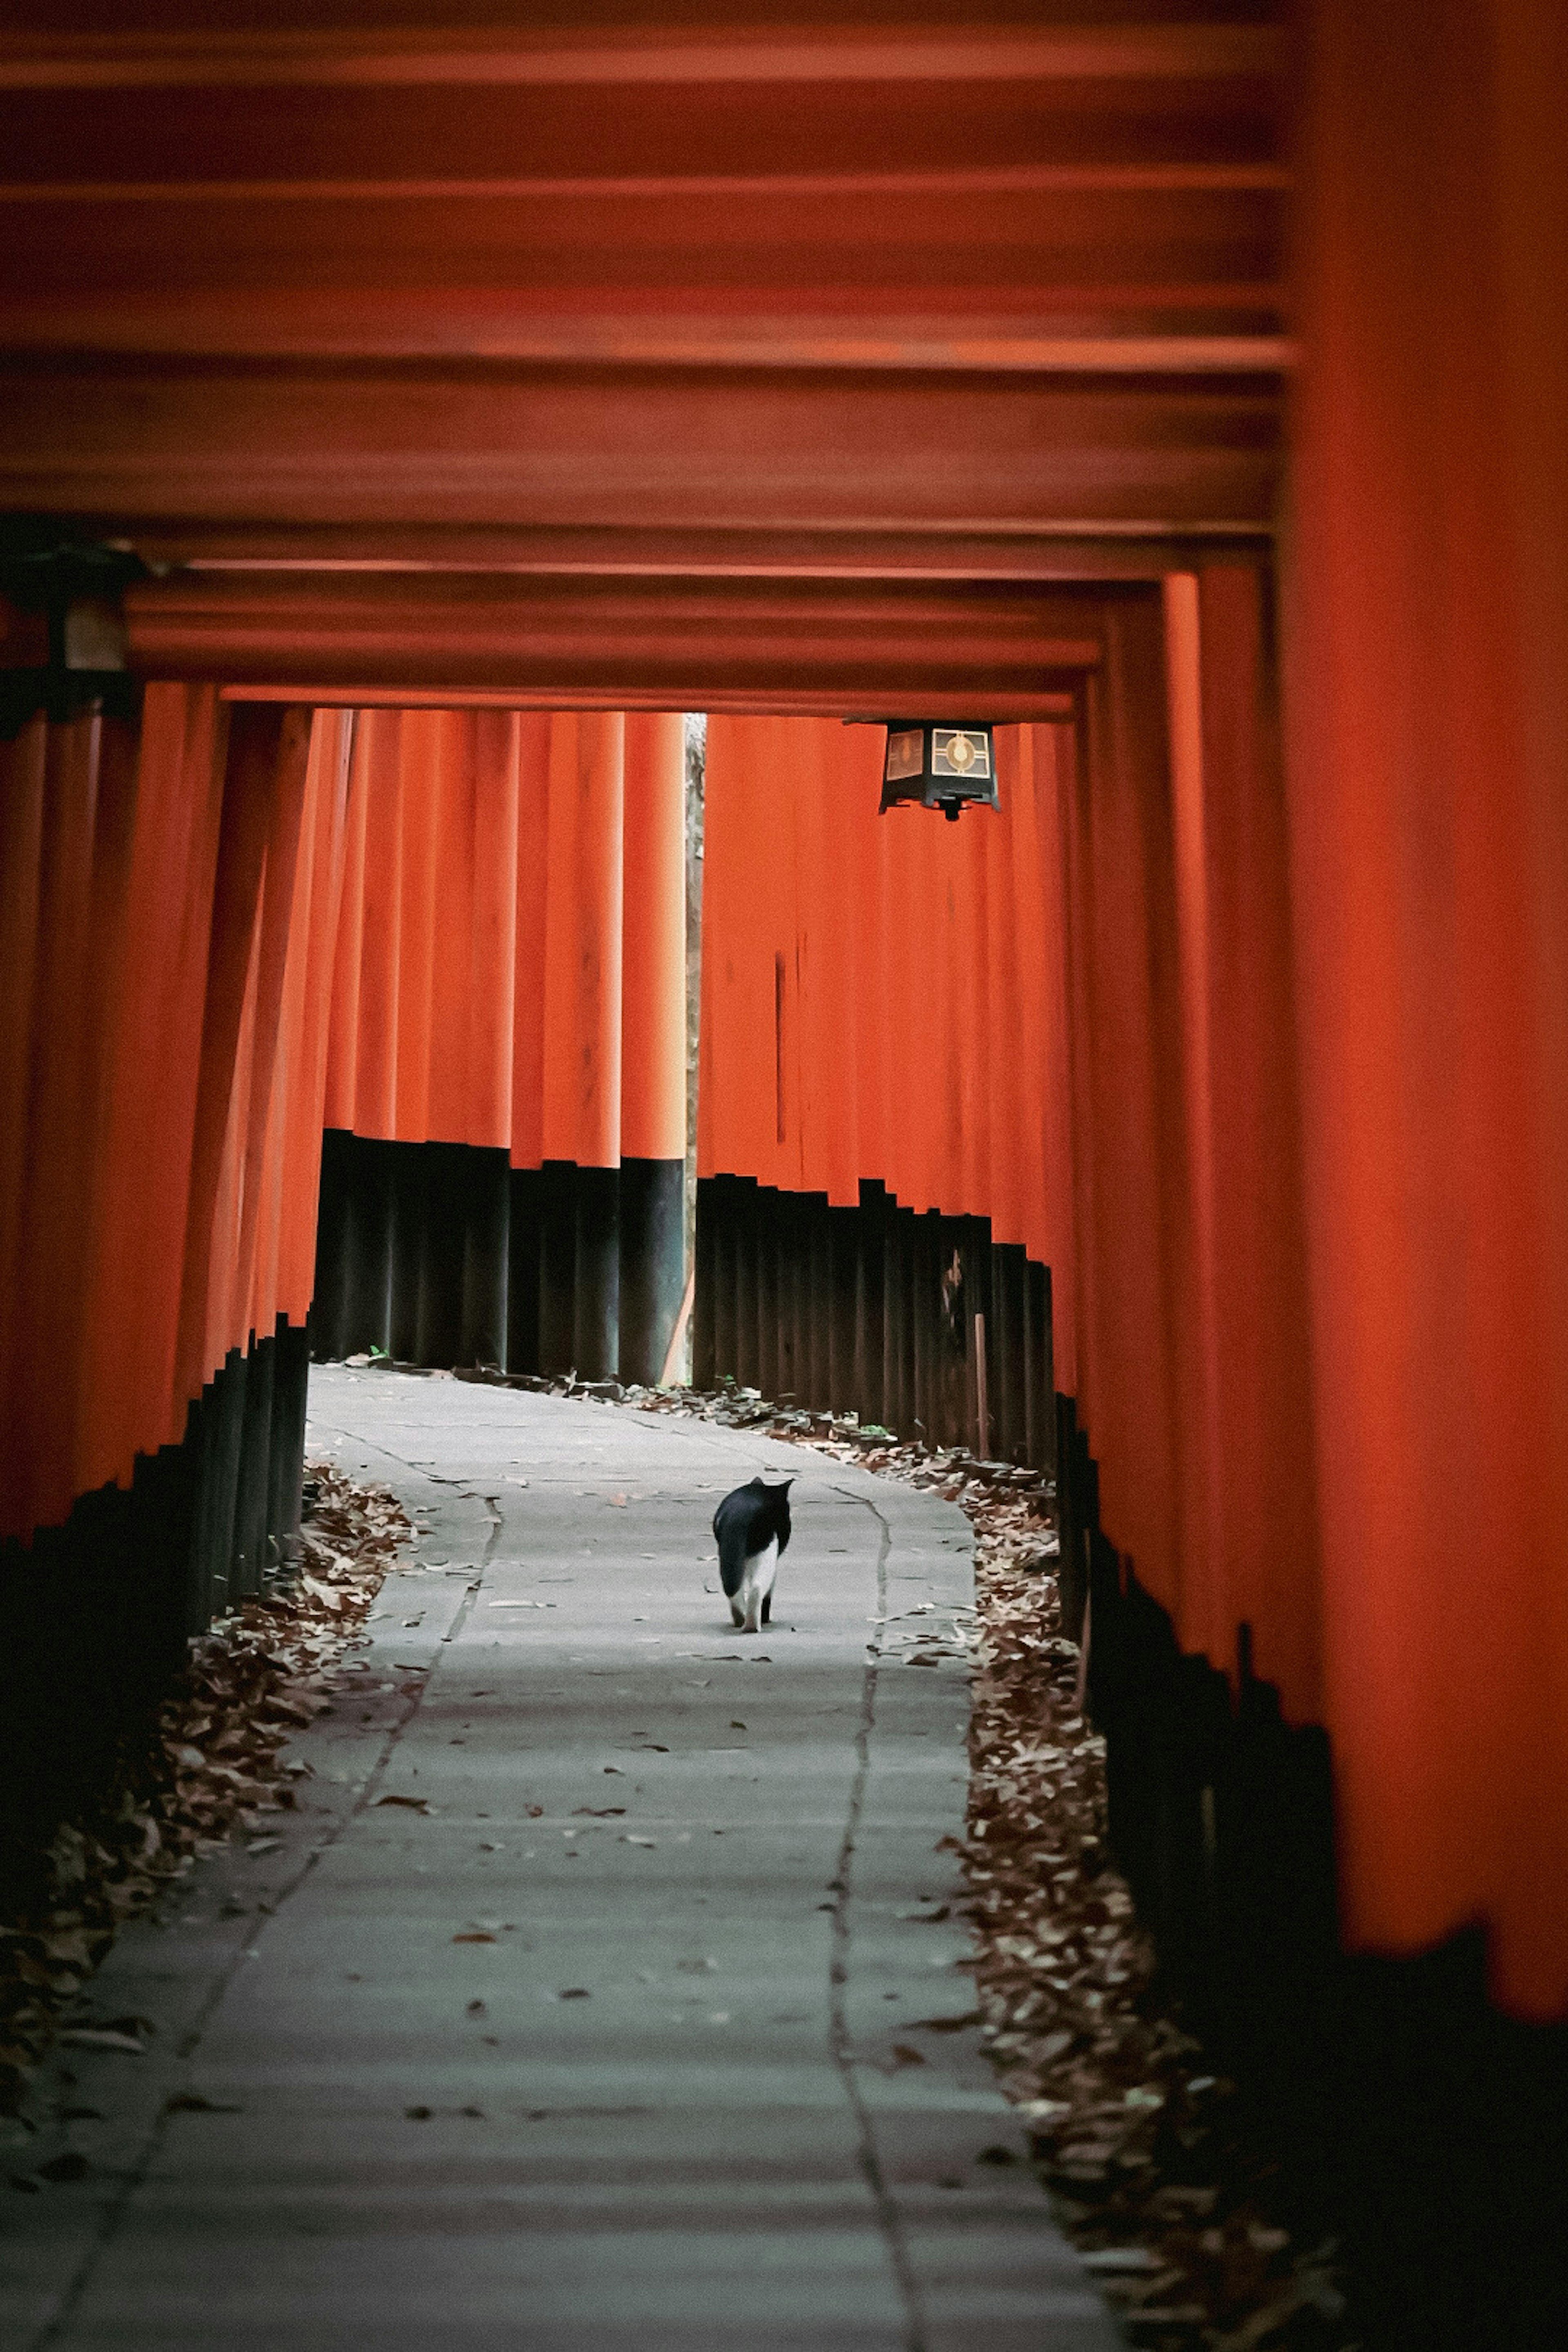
xmin=5 ymin=1372 xmax=1354 ymax=2348
xmin=960 ymin=1491 xmax=1352 ymax=2352
xmin=0 ymin=1462 xmax=408 ymax=2118
xmin=638 ymin=1385 xmax=1354 ymax=2352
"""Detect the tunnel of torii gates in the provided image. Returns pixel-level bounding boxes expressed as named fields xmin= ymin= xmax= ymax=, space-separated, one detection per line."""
xmin=0 ymin=0 xmax=1565 ymax=2312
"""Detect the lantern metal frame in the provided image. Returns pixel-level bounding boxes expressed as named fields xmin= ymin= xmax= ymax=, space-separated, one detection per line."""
xmin=0 ymin=534 xmax=145 ymax=739
xmin=873 ymin=718 xmax=998 ymax=820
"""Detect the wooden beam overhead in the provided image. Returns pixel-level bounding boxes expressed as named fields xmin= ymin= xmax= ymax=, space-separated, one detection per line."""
xmin=1 ymin=22 xmax=1283 ymax=359
xmin=219 ymin=684 xmax=1080 ymax=719
xmin=1 ymin=5 xmax=1287 ymax=599
xmin=0 ymin=15 xmax=1285 ymax=94
xmin=111 ymin=521 xmax=1275 ymax=579
xmin=0 ymin=358 xmax=1278 ymax=534
xmin=124 ymin=565 xmax=1111 ymax=701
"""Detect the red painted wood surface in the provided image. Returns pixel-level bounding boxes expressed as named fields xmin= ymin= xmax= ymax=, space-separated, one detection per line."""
xmin=117 ymin=570 xmax=1104 ymax=713
xmin=0 ymin=7 xmax=1286 ymax=555
xmin=0 ymin=693 xmax=351 ymax=1544
xmin=322 ymin=707 xmax=685 ymax=1172
xmin=699 ymin=568 xmax=1318 ymax=1770
xmin=699 ymin=712 xmax=1076 ymax=1261
xmin=621 ymin=710 xmax=688 ymax=1165
xmin=1289 ymin=0 xmax=1568 ymax=2016
xmin=1 ymin=0 xmax=1564 ymax=2027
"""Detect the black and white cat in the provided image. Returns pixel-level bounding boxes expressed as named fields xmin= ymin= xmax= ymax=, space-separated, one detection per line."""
xmin=712 ymin=1476 xmax=793 ymax=1634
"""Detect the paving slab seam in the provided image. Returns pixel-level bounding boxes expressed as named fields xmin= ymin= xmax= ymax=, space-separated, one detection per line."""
xmin=6 ymin=1374 xmax=1124 ymax=2351
xmin=826 ymin=1484 xmax=927 ymax=2352
xmin=22 ymin=1479 xmax=488 ymax=2352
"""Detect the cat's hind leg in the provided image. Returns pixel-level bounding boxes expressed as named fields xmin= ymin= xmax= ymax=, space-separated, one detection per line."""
xmin=741 ymin=1538 xmax=778 ymax=1634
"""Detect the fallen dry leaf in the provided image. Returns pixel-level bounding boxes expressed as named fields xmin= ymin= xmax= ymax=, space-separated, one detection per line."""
xmin=635 ymin=1382 xmax=1356 ymax=2352
xmin=0 ymin=1462 xmax=409 ymax=2118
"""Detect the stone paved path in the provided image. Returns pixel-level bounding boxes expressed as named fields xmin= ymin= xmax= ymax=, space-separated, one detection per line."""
xmin=4 ymin=1367 xmax=1120 ymax=2351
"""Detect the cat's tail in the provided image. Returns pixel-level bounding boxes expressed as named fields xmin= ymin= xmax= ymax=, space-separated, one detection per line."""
xmin=717 ymin=1523 xmax=749 ymax=1599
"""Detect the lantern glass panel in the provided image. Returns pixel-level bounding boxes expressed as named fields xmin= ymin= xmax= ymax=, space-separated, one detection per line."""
xmin=885 ymin=726 xmax=924 ymax=783
xmin=931 ymin=726 xmax=991 ymax=781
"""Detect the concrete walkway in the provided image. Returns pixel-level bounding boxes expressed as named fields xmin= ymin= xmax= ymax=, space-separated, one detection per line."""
xmin=6 ymin=1368 xmax=1120 ymax=2351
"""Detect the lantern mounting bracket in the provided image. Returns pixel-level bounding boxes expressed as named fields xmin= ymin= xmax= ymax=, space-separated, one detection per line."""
xmin=0 ymin=527 xmax=147 ymax=739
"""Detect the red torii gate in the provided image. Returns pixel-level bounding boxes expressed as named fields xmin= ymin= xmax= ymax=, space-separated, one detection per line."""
xmin=1 ymin=7 xmax=1565 ymax=2339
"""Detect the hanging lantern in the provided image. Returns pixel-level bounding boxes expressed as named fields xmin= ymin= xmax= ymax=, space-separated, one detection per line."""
xmin=877 ymin=719 xmax=998 ymax=820
xmin=0 ymin=534 xmax=145 ymax=737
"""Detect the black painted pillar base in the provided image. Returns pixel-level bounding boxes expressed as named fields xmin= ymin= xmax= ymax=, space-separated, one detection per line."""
xmin=990 ymin=1240 xmax=1028 ymax=1462
xmin=414 ymin=1141 xmax=468 ymax=1367
xmin=537 ymin=1159 xmax=579 ymax=1374
xmin=692 ymin=1174 xmax=722 ymax=1389
xmin=1025 ymin=1260 xmax=1054 ymax=1476
xmin=268 ymin=1317 xmax=311 ymax=1571
xmin=619 ymin=1156 xmax=685 ymax=1384
xmin=0 ymin=1316 xmax=310 ymax=1911
xmin=312 ymin=1129 xmax=396 ymax=1360
xmin=1054 ymin=1392 xmax=1093 ymax=1642
xmin=572 ymin=1164 xmax=620 ymax=1381
xmin=461 ymin=1149 xmax=510 ymax=1369
xmin=854 ymin=1181 xmax=888 ymax=1429
xmin=232 ymin=1331 xmax=276 ymax=1597
xmin=186 ymin=1343 xmax=245 ymax=1627
xmin=506 ymin=1167 xmax=543 ymax=1376
xmin=692 ymin=1174 xmax=1057 ymax=1465
xmin=311 ymin=1125 xmax=352 ymax=1360
xmin=312 ymin=1133 xmax=683 ymax=1384
xmin=387 ymin=1147 xmax=425 ymax=1363
xmin=1063 ymin=1396 xmax=1568 ymax=2352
